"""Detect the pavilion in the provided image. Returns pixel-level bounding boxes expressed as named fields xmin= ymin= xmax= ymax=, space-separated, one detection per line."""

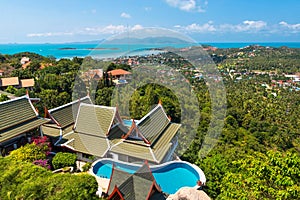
xmin=0 ymin=95 xmax=49 ymax=156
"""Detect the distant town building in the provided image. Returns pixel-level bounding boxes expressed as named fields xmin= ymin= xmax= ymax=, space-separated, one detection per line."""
xmin=20 ymin=57 xmax=30 ymax=65
xmin=20 ymin=79 xmax=35 ymax=88
xmin=0 ymin=77 xmax=35 ymax=89
xmin=84 ymin=69 xmax=103 ymax=80
xmin=0 ymin=77 xmax=19 ymax=87
xmin=107 ymin=69 xmax=131 ymax=80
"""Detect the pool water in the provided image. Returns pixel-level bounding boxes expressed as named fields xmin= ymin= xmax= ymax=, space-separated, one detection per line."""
xmin=93 ymin=160 xmax=201 ymax=194
xmin=122 ymin=119 xmax=139 ymax=127
xmin=122 ymin=119 xmax=132 ymax=127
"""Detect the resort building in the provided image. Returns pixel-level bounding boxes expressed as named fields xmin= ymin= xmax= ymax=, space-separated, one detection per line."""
xmin=42 ymin=99 xmax=180 ymax=164
xmin=0 ymin=95 xmax=49 ymax=156
xmin=107 ymin=161 xmax=166 ymax=200
xmin=41 ymin=96 xmax=92 ymax=145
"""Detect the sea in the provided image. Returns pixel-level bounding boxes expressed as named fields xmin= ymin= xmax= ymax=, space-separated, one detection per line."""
xmin=0 ymin=42 xmax=299 ymax=59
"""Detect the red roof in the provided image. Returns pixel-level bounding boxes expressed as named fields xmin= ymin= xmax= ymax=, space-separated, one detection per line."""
xmin=107 ymin=69 xmax=131 ymax=76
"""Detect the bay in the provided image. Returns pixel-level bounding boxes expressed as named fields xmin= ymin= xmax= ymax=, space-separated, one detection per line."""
xmin=0 ymin=42 xmax=299 ymax=59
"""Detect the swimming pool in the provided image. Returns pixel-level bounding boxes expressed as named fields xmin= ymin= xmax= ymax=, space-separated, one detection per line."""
xmin=122 ymin=119 xmax=139 ymax=127
xmin=92 ymin=158 xmax=206 ymax=194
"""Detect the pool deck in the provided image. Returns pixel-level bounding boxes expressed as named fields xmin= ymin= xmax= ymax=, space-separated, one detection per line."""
xmin=88 ymin=170 xmax=110 ymax=193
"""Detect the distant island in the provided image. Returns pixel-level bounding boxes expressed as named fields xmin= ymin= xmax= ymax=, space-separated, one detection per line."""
xmin=58 ymin=47 xmax=119 ymax=50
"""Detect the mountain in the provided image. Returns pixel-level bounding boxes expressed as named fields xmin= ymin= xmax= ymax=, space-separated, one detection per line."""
xmin=105 ymin=36 xmax=192 ymax=44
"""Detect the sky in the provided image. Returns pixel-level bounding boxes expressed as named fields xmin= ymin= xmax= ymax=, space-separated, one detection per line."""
xmin=0 ymin=0 xmax=299 ymax=43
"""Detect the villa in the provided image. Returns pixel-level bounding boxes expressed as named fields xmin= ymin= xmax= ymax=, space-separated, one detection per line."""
xmin=0 ymin=95 xmax=49 ymax=156
xmin=42 ymin=97 xmax=180 ymax=164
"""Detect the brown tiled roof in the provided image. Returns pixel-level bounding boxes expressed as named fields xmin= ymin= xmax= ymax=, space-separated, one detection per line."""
xmin=0 ymin=77 xmax=19 ymax=87
xmin=108 ymin=69 xmax=131 ymax=76
xmin=20 ymin=79 xmax=35 ymax=87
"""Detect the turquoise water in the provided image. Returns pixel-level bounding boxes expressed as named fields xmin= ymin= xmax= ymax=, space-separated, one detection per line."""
xmin=0 ymin=43 xmax=188 ymax=59
xmin=0 ymin=42 xmax=299 ymax=59
xmin=93 ymin=160 xmax=200 ymax=194
xmin=122 ymin=119 xmax=132 ymax=127
xmin=122 ymin=119 xmax=140 ymax=127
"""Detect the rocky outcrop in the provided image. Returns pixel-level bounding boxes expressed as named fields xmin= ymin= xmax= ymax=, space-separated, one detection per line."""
xmin=167 ymin=187 xmax=210 ymax=200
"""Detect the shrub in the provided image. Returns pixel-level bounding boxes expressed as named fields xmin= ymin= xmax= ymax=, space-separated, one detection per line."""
xmin=52 ymin=152 xmax=77 ymax=170
xmin=9 ymin=143 xmax=47 ymax=162
xmin=33 ymin=159 xmax=50 ymax=170
xmin=82 ymin=162 xmax=92 ymax=172
xmin=0 ymin=157 xmax=99 ymax=199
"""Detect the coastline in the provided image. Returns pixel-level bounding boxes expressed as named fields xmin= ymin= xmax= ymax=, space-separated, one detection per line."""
xmin=0 ymin=42 xmax=299 ymax=59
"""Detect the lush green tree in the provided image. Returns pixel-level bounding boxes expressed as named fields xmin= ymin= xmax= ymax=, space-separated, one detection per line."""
xmin=52 ymin=152 xmax=77 ymax=169
xmin=95 ymin=87 xmax=113 ymax=106
xmin=0 ymin=157 xmax=99 ymax=200
xmin=218 ymin=150 xmax=300 ymax=200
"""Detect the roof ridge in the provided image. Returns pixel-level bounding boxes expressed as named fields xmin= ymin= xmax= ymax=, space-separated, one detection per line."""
xmin=0 ymin=95 xmax=27 ymax=105
xmin=136 ymin=104 xmax=169 ymax=126
xmin=48 ymin=96 xmax=91 ymax=113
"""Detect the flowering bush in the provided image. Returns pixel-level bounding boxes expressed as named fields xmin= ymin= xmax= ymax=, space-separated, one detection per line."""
xmin=33 ymin=159 xmax=51 ymax=170
xmin=32 ymin=136 xmax=52 ymax=154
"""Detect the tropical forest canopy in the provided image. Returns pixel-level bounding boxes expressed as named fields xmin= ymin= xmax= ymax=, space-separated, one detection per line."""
xmin=0 ymin=45 xmax=300 ymax=199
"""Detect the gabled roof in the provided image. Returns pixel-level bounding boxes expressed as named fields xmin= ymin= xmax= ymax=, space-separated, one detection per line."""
xmin=47 ymin=96 xmax=92 ymax=128
xmin=110 ymin=104 xmax=181 ymax=163
xmin=107 ymin=162 xmax=164 ymax=200
xmin=108 ymin=69 xmax=132 ymax=76
xmin=74 ymin=103 xmax=116 ymax=137
xmin=136 ymin=104 xmax=170 ymax=145
xmin=0 ymin=96 xmax=49 ymax=143
xmin=58 ymin=103 xmax=122 ymax=156
xmin=61 ymin=131 xmax=109 ymax=157
xmin=0 ymin=77 xmax=19 ymax=87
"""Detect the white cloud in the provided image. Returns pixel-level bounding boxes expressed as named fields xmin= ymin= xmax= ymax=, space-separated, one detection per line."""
xmin=165 ymin=0 xmax=206 ymax=13
xmin=175 ymin=20 xmax=267 ymax=34
xmin=120 ymin=12 xmax=131 ymax=18
xmin=84 ymin=25 xmax=128 ymax=35
xmin=240 ymin=20 xmax=267 ymax=31
xmin=279 ymin=21 xmax=300 ymax=30
xmin=183 ymin=22 xmax=216 ymax=32
xmin=131 ymin=24 xmax=143 ymax=31
xmin=219 ymin=20 xmax=267 ymax=32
